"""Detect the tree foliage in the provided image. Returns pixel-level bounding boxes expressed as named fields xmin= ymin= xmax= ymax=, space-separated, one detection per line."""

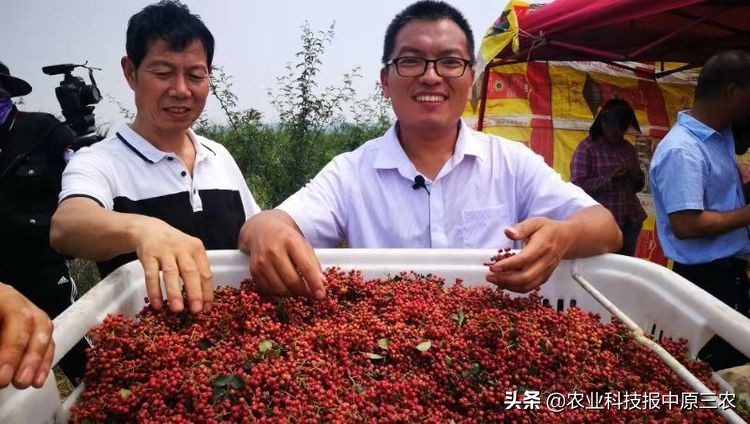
xmin=203 ymin=21 xmax=392 ymax=208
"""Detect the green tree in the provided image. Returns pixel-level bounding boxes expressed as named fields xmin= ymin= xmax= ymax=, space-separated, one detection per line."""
xmin=207 ymin=66 xmax=262 ymax=133
xmin=263 ymin=21 xmax=392 ymax=206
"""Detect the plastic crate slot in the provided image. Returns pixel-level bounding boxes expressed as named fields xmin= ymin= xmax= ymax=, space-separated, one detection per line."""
xmin=658 ymin=330 xmax=664 ymax=341
xmin=569 ymin=299 xmax=577 ymax=308
xmin=542 ymin=298 xmax=550 ymax=308
xmin=556 ymin=299 xmax=564 ymax=312
xmin=650 ymin=324 xmax=657 ymax=336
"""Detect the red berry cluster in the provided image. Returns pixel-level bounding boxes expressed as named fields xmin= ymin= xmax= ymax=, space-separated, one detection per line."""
xmin=71 ymin=267 xmax=745 ymax=423
xmin=483 ymin=248 xmax=515 ymax=266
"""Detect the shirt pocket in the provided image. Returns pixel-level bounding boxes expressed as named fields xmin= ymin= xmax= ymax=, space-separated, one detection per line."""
xmin=14 ymin=154 xmax=57 ymax=193
xmin=460 ymin=205 xmax=514 ymax=248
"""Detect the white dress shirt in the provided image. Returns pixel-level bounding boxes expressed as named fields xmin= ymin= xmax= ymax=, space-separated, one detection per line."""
xmin=278 ymin=121 xmax=598 ymax=248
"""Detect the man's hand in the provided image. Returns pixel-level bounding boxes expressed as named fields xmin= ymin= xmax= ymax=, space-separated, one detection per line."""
xmin=238 ymin=210 xmax=326 ymax=300
xmin=487 ymin=206 xmax=621 ymax=291
xmin=485 ymin=217 xmax=575 ymax=292
xmin=0 ymin=283 xmax=54 ymax=389
xmin=52 ymin=198 xmax=213 ymax=313
xmin=133 ymin=218 xmax=213 ymax=313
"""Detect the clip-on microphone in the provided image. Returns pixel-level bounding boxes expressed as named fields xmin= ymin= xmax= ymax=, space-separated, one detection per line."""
xmin=412 ymin=175 xmax=430 ymax=194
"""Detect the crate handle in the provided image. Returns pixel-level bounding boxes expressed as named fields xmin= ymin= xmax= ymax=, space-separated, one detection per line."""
xmin=571 ymin=271 xmax=746 ymax=424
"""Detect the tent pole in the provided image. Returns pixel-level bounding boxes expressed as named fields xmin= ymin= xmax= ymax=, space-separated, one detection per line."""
xmin=629 ymin=7 xmax=727 ymax=59
xmin=668 ymin=9 xmax=749 ymax=37
xmin=477 ymin=63 xmax=491 ymax=132
xmin=602 ymin=61 xmax=655 ymax=79
xmin=655 ymin=62 xmax=699 ymax=79
xmin=546 ymin=40 xmax=623 ymax=60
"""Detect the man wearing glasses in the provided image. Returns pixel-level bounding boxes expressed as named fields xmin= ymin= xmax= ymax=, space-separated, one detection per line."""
xmin=239 ymin=0 xmax=621 ymax=299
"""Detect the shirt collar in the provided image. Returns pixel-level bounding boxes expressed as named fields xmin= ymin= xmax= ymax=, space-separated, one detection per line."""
xmin=372 ymin=119 xmax=485 ymax=171
xmin=372 ymin=124 xmax=411 ymax=170
xmin=116 ymin=123 xmax=210 ymax=164
xmin=0 ymin=106 xmax=18 ymax=136
xmin=453 ymin=120 xmax=485 ymax=163
xmin=677 ymin=110 xmax=729 ymax=143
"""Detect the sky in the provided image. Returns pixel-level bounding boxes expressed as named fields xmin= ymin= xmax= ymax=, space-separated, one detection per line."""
xmin=3 ymin=0 xmax=508 ymax=129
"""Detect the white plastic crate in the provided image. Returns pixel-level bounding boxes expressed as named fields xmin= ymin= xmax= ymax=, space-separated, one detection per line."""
xmin=1 ymin=249 xmax=749 ymax=423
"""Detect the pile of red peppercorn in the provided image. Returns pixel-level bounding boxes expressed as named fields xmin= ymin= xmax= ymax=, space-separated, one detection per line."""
xmin=71 ymin=266 xmax=748 ymax=423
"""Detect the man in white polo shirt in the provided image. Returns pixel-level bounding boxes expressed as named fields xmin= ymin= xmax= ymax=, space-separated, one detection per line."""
xmin=51 ymin=1 xmax=260 ymax=314
xmin=239 ymin=1 xmax=622 ymax=300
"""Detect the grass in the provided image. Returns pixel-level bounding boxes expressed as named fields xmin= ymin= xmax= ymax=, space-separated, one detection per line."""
xmin=55 ymin=259 xmax=100 ymax=401
xmin=69 ymin=258 xmax=100 ymax=297
xmin=54 ymin=366 xmax=74 ymax=399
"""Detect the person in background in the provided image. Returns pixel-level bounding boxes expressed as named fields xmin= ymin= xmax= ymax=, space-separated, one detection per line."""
xmin=0 ymin=61 xmax=88 ymax=381
xmin=650 ymin=50 xmax=750 ymax=369
xmin=51 ymin=0 xmax=261 ymax=315
xmin=571 ymin=98 xmax=647 ymax=256
xmin=0 ymin=282 xmax=54 ymax=389
xmin=238 ymin=0 xmax=622 ymax=300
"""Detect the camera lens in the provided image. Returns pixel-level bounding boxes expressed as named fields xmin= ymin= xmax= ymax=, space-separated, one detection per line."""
xmin=80 ymin=85 xmax=102 ymax=106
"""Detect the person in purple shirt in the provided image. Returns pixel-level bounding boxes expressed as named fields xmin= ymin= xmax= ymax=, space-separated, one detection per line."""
xmin=571 ymin=98 xmax=646 ymax=256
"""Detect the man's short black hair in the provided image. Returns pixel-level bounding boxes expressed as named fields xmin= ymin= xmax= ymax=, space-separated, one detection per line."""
xmin=126 ymin=0 xmax=215 ymax=70
xmin=695 ymin=50 xmax=750 ymax=101
xmin=382 ymin=0 xmax=475 ymax=66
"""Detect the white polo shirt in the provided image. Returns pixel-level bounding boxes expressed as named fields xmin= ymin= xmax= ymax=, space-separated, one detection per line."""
xmin=60 ymin=123 xmax=260 ymax=275
xmin=278 ymin=120 xmax=598 ymax=248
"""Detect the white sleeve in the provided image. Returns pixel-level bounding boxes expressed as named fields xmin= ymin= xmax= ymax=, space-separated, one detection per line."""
xmin=515 ymin=144 xmax=599 ymax=220
xmin=277 ymin=156 xmax=349 ymax=248
xmin=58 ymin=147 xmax=114 ymax=210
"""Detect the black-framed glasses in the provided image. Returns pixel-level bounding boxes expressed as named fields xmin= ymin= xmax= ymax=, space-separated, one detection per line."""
xmin=386 ymin=56 xmax=473 ymax=78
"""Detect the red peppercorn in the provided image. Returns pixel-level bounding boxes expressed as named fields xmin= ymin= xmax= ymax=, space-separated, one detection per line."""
xmin=70 ymin=268 xmax=743 ymax=423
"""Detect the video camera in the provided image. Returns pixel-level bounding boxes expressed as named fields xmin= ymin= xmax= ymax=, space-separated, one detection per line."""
xmin=42 ymin=62 xmax=102 ymax=149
